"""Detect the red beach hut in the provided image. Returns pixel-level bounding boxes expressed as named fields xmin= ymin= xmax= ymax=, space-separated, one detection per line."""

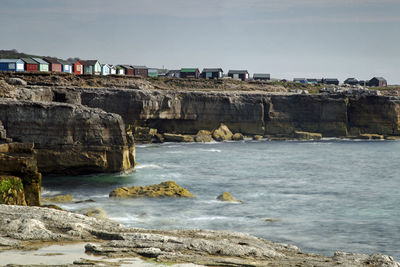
xmin=21 ymin=58 xmax=38 ymax=72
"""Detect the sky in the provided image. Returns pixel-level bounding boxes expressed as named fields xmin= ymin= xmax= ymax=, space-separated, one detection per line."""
xmin=1 ymin=0 xmax=399 ymax=83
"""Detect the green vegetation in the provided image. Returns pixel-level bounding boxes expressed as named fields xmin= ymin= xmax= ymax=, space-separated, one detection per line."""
xmin=0 ymin=176 xmax=23 ymax=192
xmin=0 ymin=49 xmax=40 ymax=59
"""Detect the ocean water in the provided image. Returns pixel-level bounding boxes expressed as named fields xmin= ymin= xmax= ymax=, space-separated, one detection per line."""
xmin=42 ymin=140 xmax=400 ymax=260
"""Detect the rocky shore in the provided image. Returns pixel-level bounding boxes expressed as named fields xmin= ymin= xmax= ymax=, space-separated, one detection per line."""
xmin=0 ymin=205 xmax=399 ymax=267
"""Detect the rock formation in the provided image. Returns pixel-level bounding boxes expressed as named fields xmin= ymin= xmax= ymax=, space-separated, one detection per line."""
xmin=109 ymin=181 xmax=194 ymax=198
xmin=0 ymin=205 xmax=399 ymax=267
xmin=0 ymin=99 xmax=135 ymax=175
xmin=212 ymin=123 xmax=233 ymax=141
xmin=217 ymin=192 xmax=243 ymax=203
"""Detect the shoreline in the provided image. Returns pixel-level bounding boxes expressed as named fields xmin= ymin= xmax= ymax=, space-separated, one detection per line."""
xmin=1 ymin=205 xmax=399 ymax=266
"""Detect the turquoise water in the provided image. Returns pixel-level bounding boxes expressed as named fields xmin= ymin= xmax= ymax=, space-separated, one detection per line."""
xmin=42 ymin=140 xmax=400 ymax=260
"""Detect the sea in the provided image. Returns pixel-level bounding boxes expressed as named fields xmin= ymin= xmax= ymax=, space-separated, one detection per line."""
xmin=42 ymin=139 xmax=400 ymax=260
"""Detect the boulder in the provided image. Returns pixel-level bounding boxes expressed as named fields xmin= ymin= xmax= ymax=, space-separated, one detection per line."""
xmin=109 ymin=181 xmax=194 ymax=198
xmin=163 ymin=133 xmax=194 ymax=142
xmin=252 ymin=135 xmax=263 ymax=140
xmin=6 ymin=78 xmax=27 ymax=86
xmin=212 ymin=123 xmax=233 ymax=141
xmin=195 ymin=130 xmax=214 ymax=142
xmin=217 ymin=192 xmax=243 ymax=203
xmin=293 ymin=131 xmax=322 ymax=140
xmin=41 ymin=194 xmax=73 ymax=204
xmin=131 ymin=126 xmax=158 ymax=143
xmin=232 ymin=133 xmax=244 ymax=141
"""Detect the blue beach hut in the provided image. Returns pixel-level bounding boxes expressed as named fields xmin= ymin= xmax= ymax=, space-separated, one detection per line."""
xmin=0 ymin=59 xmax=25 ymax=72
xmin=58 ymin=59 xmax=72 ymax=73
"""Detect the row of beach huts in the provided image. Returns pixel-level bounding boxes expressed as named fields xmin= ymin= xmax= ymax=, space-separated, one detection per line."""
xmin=0 ymin=58 xmax=388 ymax=87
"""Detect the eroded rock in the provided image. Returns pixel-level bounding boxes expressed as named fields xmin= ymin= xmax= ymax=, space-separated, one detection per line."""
xmin=109 ymin=181 xmax=194 ymax=198
xmin=194 ymin=130 xmax=214 ymax=142
xmin=212 ymin=123 xmax=233 ymax=141
xmin=232 ymin=133 xmax=245 ymax=141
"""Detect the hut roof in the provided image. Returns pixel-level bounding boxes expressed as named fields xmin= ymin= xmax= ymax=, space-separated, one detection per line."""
xmin=32 ymin=58 xmax=49 ymax=64
xmin=21 ymin=58 xmax=37 ymax=64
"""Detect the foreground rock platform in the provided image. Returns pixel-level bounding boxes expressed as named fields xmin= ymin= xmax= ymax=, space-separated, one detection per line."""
xmin=0 ymin=205 xmax=398 ymax=267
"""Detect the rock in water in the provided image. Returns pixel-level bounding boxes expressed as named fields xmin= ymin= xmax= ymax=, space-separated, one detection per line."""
xmin=212 ymin=123 xmax=233 ymax=141
xmin=41 ymin=194 xmax=73 ymax=204
xmin=76 ymin=207 xmax=108 ymax=220
xmin=232 ymin=133 xmax=244 ymax=141
xmin=253 ymin=135 xmax=263 ymax=140
xmin=217 ymin=192 xmax=243 ymax=203
xmin=357 ymin=134 xmax=384 ymax=140
xmin=195 ymin=130 xmax=214 ymax=142
xmin=294 ymin=131 xmax=322 ymax=140
xmin=163 ymin=133 xmax=194 ymax=142
xmin=109 ymin=181 xmax=194 ymax=198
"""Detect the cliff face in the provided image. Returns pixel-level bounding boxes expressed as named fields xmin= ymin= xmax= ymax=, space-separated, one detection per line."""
xmin=0 ymin=99 xmax=135 ymax=174
xmin=78 ymin=88 xmax=400 ymax=137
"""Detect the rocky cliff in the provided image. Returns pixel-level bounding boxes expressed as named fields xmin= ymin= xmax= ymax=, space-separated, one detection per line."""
xmin=0 ymin=99 xmax=135 ymax=175
xmin=77 ymin=88 xmax=400 ymax=137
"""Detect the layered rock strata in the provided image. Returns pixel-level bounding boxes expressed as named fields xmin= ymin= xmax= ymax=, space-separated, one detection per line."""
xmin=0 ymin=99 xmax=135 ymax=175
xmin=76 ymin=88 xmax=400 ymax=138
xmin=0 ymin=205 xmax=399 ymax=267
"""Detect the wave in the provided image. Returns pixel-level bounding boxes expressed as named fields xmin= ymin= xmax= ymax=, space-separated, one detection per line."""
xmin=199 ymin=148 xmax=221 ymax=153
xmin=135 ymin=164 xmax=163 ymax=169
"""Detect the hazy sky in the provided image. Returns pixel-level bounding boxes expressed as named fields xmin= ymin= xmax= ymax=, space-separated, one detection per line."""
xmin=1 ymin=0 xmax=399 ymax=83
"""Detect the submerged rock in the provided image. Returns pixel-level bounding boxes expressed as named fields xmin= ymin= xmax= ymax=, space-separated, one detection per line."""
xmin=76 ymin=207 xmax=108 ymax=220
xmin=212 ymin=123 xmax=233 ymax=141
xmin=109 ymin=181 xmax=194 ymax=198
xmin=195 ymin=130 xmax=214 ymax=142
xmin=41 ymin=194 xmax=73 ymax=204
xmin=294 ymin=131 xmax=322 ymax=140
xmin=217 ymin=192 xmax=243 ymax=203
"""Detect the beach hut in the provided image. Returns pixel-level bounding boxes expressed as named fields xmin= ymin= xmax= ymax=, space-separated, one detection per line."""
xmin=120 ymin=65 xmax=134 ymax=76
xmin=322 ymin=78 xmax=340 ymax=85
xmin=68 ymin=60 xmax=83 ymax=75
xmin=101 ymin=64 xmax=111 ymax=76
xmin=131 ymin=65 xmax=148 ymax=77
xmin=344 ymin=78 xmax=359 ymax=86
xmin=57 ymin=59 xmax=72 ymax=74
xmin=21 ymin=58 xmax=38 ymax=72
xmin=148 ymin=68 xmax=158 ymax=78
xmin=253 ymin=73 xmax=271 ymax=81
xmin=201 ymin=68 xmax=223 ymax=79
xmin=32 ymin=58 xmax=49 ymax=72
xmin=43 ymin=57 xmax=62 ymax=72
xmin=180 ymin=68 xmax=200 ymax=78
xmin=115 ymin=65 xmax=126 ymax=75
xmin=80 ymin=60 xmax=101 ymax=75
xmin=109 ymin=65 xmax=116 ymax=75
xmin=0 ymin=59 xmax=25 ymax=72
xmin=368 ymin=77 xmax=387 ymax=87
xmin=228 ymin=70 xmax=249 ymax=81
